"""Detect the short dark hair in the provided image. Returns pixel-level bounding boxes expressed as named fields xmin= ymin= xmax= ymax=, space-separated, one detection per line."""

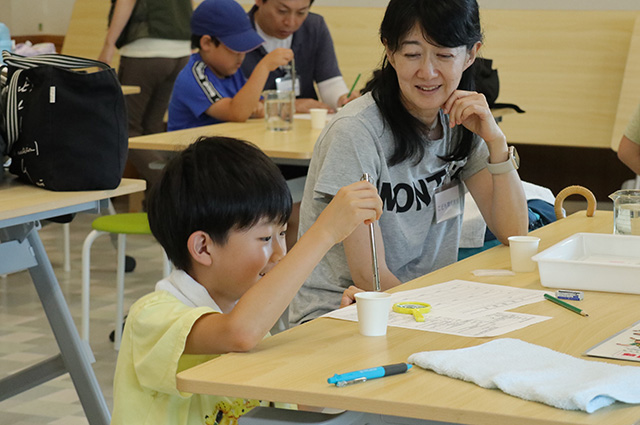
xmin=191 ymin=34 xmax=221 ymax=50
xmin=147 ymin=136 xmax=292 ymax=271
xmin=366 ymin=0 xmax=483 ymax=166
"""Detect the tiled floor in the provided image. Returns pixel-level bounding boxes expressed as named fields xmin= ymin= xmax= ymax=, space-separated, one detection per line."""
xmin=0 ymin=201 xmax=167 ymax=425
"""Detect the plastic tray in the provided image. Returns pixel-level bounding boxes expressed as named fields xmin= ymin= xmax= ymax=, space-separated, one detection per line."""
xmin=531 ymin=233 xmax=640 ymax=294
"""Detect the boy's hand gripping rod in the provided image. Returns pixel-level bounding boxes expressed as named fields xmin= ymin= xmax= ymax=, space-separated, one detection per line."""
xmin=361 ymin=173 xmax=381 ymax=291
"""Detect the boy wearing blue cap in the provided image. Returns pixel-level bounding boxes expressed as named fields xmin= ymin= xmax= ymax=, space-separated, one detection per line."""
xmin=168 ymin=0 xmax=293 ymax=130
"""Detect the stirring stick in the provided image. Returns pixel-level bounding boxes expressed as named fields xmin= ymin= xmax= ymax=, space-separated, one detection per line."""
xmin=290 ymin=56 xmax=296 ymax=98
xmin=361 ymin=173 xmax=381 ymax=292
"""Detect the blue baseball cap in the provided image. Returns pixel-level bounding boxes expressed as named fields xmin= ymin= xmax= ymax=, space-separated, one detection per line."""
xmin=191 ymin=0 xmax=264 ymax=53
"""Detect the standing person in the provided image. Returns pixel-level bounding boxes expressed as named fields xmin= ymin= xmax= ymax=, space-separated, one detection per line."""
xmin=99 ymin=0 xmax=192 ymax=189
xmin=617 ymin=102 xmax=640 ymax=176
xmin=241 ymin=0 xmax=357 ymax=113
xmin=167 ymin=0 xmax=292 ymax=131
xmin=110 ymin=136 xmax=381 ymax=424
xmin=289 ymin=0 xmax=528 ymax=326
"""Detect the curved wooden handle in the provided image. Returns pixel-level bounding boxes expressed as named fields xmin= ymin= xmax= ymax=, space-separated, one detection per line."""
xmin=554 ymin=185 xmax=597 ymax=219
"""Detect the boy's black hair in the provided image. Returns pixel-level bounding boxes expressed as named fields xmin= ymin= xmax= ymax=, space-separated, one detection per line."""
xmin=191 ymin=34 xmax=221 ymax=50
xmin=365 ymin=0 xmax=483 ymax=166
xmin=147 ymin=136 xmax=292 ymax=271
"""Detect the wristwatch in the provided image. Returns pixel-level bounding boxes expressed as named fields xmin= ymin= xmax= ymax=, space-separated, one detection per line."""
xmin=486 ymin=146 xmax=520 ymax=175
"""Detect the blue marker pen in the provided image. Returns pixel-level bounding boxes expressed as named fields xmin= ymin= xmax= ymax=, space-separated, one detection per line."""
xmin=328 ymin=363 xmax=412 ymax=387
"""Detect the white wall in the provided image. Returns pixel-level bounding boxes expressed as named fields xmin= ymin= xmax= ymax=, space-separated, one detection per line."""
xmin=1 ymin=0 xmax=75 ymax=36
xmin=2 ymin=0 xmax=640 ymax=37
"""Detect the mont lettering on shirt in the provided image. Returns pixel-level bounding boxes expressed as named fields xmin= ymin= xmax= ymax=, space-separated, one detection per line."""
xmin=380 ymin=169 xmax=447 ymax=213
xmin=379 ymin=164 xmax=464 ymax=223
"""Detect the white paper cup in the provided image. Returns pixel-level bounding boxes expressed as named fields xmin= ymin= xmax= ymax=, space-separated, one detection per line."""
xmin=508 ymin=236 xmax=541 ymax=272
xmin=310 ymin=108 xmax=328 ymax=129
xmin=354 ymin=292 xmax=392 ymax=336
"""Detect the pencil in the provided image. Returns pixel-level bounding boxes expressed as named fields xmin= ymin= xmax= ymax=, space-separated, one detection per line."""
xmin=347 ymin=73 xmax=361 ymax=98
xmin=544 ymin=293 xmax=589 ymax=317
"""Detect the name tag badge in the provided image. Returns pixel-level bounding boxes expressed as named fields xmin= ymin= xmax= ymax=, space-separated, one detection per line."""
xmin=275 ymin=76 xmax=301 ymax=96
xmin=434 ymin=183 xmax=462 ymax=224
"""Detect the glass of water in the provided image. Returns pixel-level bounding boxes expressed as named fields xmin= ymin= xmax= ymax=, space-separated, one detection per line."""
xmin=263 ymin=90 xmax=295 ymax=131
xmin=609 ymin=189 xmax=640 ymax=235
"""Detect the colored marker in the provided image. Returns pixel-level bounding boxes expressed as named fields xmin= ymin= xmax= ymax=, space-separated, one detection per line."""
xmin=544 ymin=293 xmax=588 ymax=317
xmin=328 ymin=363 xmax=412 ymax=387
xmin=347 ymin=73 xmax=361 ymax=98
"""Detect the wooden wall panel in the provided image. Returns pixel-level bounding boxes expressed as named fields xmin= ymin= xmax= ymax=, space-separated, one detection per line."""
xmin=61 ymin=2 xmax=640 ymax=151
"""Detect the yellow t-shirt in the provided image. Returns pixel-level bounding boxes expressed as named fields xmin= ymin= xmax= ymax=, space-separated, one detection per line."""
xmin=624 ymin=102 xmax=640 ymax=145
xmin=110 ymin=290 xmax=264 ymax=425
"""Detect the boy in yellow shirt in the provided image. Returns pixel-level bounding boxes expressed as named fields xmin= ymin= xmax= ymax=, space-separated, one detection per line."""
xmin=110 ymin=136 xmax=381 ymax=425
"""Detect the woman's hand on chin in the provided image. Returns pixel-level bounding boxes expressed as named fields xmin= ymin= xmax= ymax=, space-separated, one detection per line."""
xmin=442 ymin=90 xmax=505 ymax=147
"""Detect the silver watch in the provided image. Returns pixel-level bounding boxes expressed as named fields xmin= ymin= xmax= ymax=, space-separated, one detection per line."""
xmin=486 ymin=146 xmax=520 ymax=175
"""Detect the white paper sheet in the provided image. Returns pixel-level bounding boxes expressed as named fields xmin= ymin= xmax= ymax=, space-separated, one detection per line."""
xmin=323 ymin=280 xmax=551 ymax=337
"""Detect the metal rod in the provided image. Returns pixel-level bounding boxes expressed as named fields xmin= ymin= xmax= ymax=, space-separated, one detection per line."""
xmin=290 ymin=56 xmax=296 ymax=98
xmin=361 ymin=173 xmax=381 ymax=291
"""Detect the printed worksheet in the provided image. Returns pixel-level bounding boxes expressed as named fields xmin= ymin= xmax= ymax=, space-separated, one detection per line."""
xmin=585 ymin=320 xmax=640 ymax=362
xmin=323 ymin=280 xmax=551 ymax=337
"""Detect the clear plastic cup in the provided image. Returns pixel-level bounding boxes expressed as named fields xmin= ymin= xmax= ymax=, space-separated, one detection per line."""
xmin=263 ymin=90 xmax=294 ymax=131
xmin=508 ymin=236 xmax=540 ymax=272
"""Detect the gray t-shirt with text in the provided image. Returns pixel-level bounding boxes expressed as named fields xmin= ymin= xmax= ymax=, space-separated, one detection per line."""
xmin=289 ymin=93 xmax=489 ymax=325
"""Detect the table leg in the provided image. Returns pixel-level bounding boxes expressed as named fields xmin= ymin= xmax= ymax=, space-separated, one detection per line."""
xmin=25 ymin=225 xmax=110 ymax=425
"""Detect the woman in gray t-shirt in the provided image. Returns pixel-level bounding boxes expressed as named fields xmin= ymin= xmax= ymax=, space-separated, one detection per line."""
xmin=618 ymin=102 xmax=640 ymax=176
xmin=290 ymin=0 xmax=528 ymax=325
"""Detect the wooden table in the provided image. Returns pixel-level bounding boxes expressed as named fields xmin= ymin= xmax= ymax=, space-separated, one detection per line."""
xmin=129 ymin=118 xmax=322 ymax=166
xmin=129 ymin=108 xmax=515 ymax=166
xmin=177 ymin=211 xmax=640 ymax=425
xmin=0 ymin=177 xmax=146 ymax=425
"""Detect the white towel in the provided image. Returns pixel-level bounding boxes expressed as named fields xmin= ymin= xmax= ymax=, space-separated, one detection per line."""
xmin=408 ymin=338 xmax=640 ymax=413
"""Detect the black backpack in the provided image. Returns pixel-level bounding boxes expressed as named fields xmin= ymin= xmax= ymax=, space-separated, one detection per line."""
xmin=474 ymin=57 xmax=524 ymax=113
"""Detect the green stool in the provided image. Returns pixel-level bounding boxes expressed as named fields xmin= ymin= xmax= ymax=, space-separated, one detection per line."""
xmin=81 ymin=213 xmax=170 ymax=350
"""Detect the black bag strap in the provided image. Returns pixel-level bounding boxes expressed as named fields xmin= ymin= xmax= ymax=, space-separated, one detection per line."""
xmin=1 ymin=51 xmax=111 ymax=71
xmin=2 ymin=52 xmax=114 ymax=151
xmin=5 ymin=67 xmax=24 ymax=150
xmin=492 ymin=102 xmax=526 ymax=114
xmin=1 ymin=64 xmax=7 ymax=156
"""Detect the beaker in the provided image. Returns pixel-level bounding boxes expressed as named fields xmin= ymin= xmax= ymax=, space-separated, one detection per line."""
xmin=609 ymin=189 xmax=640 ymax=235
